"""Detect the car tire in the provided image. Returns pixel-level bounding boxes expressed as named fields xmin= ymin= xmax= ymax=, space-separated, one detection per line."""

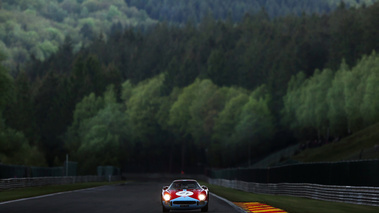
xmin=162 ymin=205 xmax=169 ymax=212
xmin=201 ymin=203 xmax=208 ymax=212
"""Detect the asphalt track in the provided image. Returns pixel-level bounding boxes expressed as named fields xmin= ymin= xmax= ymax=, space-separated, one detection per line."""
xmin=0 ymin=181 xmax=241 ymax=213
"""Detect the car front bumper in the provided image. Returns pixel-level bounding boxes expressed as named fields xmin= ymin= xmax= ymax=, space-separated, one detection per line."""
xmin=162 ymin=197 xmax=208 ymax=210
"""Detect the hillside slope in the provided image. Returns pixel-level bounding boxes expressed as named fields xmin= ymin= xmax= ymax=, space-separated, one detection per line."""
xmin=293 ymin=123 xmax=379 ymax=162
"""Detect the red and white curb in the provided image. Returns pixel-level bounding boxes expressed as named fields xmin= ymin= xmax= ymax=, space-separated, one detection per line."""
xmin=234 ymin=202 xmax=287 ymax=213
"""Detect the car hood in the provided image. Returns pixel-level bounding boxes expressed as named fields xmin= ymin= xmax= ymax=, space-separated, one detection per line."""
xmin=166 ymin=189 xmax=204 ymax=200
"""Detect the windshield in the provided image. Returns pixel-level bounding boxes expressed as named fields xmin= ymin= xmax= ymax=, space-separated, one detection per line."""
xmin=169 ymin=181 xmax=201 ymax=190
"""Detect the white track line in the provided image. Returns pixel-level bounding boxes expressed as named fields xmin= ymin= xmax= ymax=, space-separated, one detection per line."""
xmin=0 ymin=186 xmax=104 ymax=205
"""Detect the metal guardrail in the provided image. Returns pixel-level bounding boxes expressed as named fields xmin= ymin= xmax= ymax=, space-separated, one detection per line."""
xmin=0 ymin=176 xmax=121 ymax=191
xmin=208 ymin=178 xmax=379 ymax=207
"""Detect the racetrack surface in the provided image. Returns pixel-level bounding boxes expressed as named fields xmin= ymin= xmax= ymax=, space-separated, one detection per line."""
xmin=0 ymin=181 xmax=241 ymax=213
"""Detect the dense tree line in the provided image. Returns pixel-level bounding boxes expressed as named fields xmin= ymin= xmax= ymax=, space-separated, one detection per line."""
xmin=64 ymin=75 xmax=274 ymax=173
xmin=283 ymin=52 xmax=379 ymax=142
xmin=1 ymin=0 xmax=376 ymax=71
xmin=0 ymin=54 xmax=45 ymax=166
xmin=2 ymin=2 xmax=379 ymax=173
xmin=0 ymin=0 xmax=155 ymax=71
xmin=125 ymin=0 xmax=377 ymax=23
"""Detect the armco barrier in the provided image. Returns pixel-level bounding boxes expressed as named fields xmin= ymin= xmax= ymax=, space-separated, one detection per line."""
xmin=0 ymin=175 xmax=121 ymax=191
xmin=0 ymin=162 xmax=78 ymax=178
xmin=208 ymin=178 xmax=379 ymax=207
xmin=210 ymin=160 xmax=379 ymax=186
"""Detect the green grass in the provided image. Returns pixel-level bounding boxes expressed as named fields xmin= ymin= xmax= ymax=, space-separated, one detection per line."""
xmin=199 ymin=124 xmax=379 ymax=212
xmin=0 ymin=181 xmax=125 ymax=202
xmin=293 ymin=122 xmax=379 ymax=162
xmin=203 ymin=182 xmax=379 ymax=213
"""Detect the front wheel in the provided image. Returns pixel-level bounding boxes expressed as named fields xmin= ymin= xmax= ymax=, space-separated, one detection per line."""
xmin=162 ymin=205 xmax=169 ymax=212
xmin=201 ymin=203 xmax=208 ymax=212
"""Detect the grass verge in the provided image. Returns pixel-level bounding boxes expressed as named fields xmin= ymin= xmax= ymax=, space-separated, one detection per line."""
xmin=293 ymin=122 xmax=379 ymax=162
xmin=202 ymin=182 xmax=379 ymax=213
xmin=0 ymin=181 xmax=125 ymax=202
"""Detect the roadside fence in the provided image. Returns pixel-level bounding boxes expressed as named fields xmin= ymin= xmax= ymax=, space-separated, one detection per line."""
xmin=208 ymin=178 xmax=379 ymax=207
xmin=0 ymin=162 xmax=78 ymax=179
xmin=210 ymin=160 xmax=379 ymax=187
xmin=0 ymin=175 xmax=121 ymax=191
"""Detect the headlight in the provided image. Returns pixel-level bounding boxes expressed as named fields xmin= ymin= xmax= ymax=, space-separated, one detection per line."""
xmin=163 ymin=194 xmax=171 ymax=201
xmin=198 ymin=194 xmax=206 ymax=201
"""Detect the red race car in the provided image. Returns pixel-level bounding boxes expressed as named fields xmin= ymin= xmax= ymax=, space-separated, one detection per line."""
xmin=161 ymin=179 xmax=209 ymax=212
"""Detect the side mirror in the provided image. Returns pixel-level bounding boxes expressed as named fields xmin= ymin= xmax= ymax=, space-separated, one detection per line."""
xmin=163 ymin=186 xmax=169 ymax=190
xmin=201 ymin=185 xmax=208 ymax=190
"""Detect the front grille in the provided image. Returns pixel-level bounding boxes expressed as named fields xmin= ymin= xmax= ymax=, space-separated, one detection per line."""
xmin=173 ymin=201 xmax=196 ymax=205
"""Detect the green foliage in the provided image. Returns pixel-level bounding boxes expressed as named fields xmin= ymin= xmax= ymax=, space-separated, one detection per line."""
xmin=282 ymin=72 xmax=306 ymax=130
xmin=52 ymin=1 xmax=379 ymax=108
xmin=346 ymin=52 xmax=379 ymax=129
xmin=125 ymin=0 xmax=377 ymax=23
xmin=65 ymin=92 xmax=104 ymax=153
xmin=125 ymin=74 xmax=164 ymax=143
xmin=3 ymin=71 xmax=38 ymax=143
xmin=0 ymin=0 xmax=156 ymax=70
xmin=361 ymin=67 xmax=379 ymax=124
xmin=66 ymin=86 xmax=129 ymax=174
xmin=211 ymin=88 xmax=249 ymax=167
xmin=169 ymin=79 xmax=200 ymax=136
xmin=167 ymin=79 xmax=276 ymax=167
xmin=0 ymin=54 xmax=45 ymax=166
xmin=5 ymin=1 xmax=379 ymax=170
xmin=283 ymin=51 xmax=379 ymax=141
xmin=235 ymin=89 xmax=275 ymax=151
xmin=0 ymin=128 xmax=46 ymax=166
xmin=206 ymin=49 xmax=228 ymax=85
xmin=213 ymin=88 xmax=249 ymax=144
xmin=0 ymin=54 xmax=14 ymax=111
xmin=64 ymin=76 xmax=278 ymax=170
xmin=187 ymin=79 xmax=224 ymax=146
xmin=327 ymin=65 xmax=348 ymax=136
xmin=78 ymin=103 xmax=126 ymax=173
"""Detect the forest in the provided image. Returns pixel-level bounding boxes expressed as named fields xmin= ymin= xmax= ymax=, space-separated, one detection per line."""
xmin=1 ymin=0 xmax=376 ymax=72
xmin=125 ymin=0 xmax=377 ymax=23
xmin=1 ymin=0 xmax=379 ymax=174
xmin=0 ymin=0 xmax=155 ymax=71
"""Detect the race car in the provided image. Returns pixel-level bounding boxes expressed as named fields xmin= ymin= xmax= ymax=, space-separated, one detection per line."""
xmin=161 ymin=179 xmax=209 ymax=212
